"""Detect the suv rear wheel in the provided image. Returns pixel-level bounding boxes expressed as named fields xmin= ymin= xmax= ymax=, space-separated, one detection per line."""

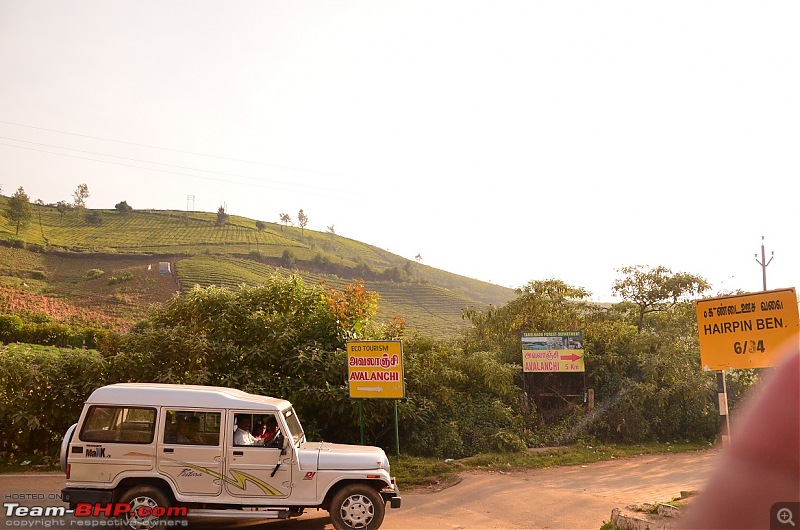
xmin=330 ymin=484 xmax=385 ymax=530
xmin=118 ymin=485 xmax=171 ymax=530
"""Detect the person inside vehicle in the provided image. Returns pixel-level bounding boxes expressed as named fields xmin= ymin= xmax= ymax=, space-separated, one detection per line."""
xmin=233 ymin=416 xmax=262 ymax=446
xmin=175 ymin=415 xmax=201 ymax=444
xmin=255 ymin=418 xmax=279 ymax=446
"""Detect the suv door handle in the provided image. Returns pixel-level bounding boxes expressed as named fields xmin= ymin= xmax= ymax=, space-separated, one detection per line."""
xmin=233 ymin=451 xmax=243 ymax=456
xmin=163 ymin=448 xmax=174 ymax=453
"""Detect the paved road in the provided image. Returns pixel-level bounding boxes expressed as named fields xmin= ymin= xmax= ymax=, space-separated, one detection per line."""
xmin=0 ymin=449 xmax=720 ymax=530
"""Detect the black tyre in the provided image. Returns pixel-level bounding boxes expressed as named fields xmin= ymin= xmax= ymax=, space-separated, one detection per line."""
xmin=118 ymin=485 xmax=171 ymax=530
xmin=330 ymin=484 xmax=385 ymax=530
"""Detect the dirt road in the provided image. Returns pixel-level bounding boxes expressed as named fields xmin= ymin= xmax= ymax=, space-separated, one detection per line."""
xmin=0 ymin=449 xmax=720 ymax=530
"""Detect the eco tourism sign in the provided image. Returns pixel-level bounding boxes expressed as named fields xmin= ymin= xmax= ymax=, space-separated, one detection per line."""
xmin=695 ymin=288 xmax=799 ymax=370
xmin=347 ymin=340 xmax=405 ymax=399
xmin=522 ymin=331 xmax=585 ymax=372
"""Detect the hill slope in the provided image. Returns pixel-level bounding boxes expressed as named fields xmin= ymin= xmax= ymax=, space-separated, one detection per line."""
xmin=0 ymin=201 xmax=516 ymax=335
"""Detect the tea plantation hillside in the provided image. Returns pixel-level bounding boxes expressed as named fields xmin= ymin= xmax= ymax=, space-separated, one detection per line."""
xmin=0 ymin=200 xmax=516 ymax=335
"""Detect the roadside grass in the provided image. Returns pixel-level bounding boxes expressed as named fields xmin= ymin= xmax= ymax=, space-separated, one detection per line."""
xmin=392 ymin=441 xmax=712 ymax=489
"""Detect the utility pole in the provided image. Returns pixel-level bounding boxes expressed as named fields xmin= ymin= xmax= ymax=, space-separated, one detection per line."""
xmin=754 ymin=236 xmax=773 ymax=291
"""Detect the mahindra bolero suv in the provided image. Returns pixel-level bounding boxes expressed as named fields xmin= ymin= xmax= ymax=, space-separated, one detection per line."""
xmin=61 ymin=383 xmax=401 ymax=529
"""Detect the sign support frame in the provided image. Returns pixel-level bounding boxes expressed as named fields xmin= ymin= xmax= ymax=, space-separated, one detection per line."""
xmin=716 ymin=370 xmax=731 ymax=448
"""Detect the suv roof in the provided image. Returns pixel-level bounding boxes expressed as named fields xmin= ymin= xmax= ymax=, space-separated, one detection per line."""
xmin=86 ymin=383 xmax=292 ymax=411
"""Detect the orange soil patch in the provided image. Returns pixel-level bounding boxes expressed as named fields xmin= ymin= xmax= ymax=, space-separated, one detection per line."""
xmin=0 ymin=286 xmax=129 ymax=329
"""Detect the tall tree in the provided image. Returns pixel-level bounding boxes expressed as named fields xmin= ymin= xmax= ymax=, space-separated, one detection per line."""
xmin=612 ymin=265 xmax=710 ymax=332
xmin=463 ymin=278 xmax=591 ymax=362
xmin=279 ymin=213 xmax=292 ymax=231
xmin=297 ymin=209 xmax=308 ymax=235
xmin=4 ymin=187 xmax=33 ymax=235
xmin=255 ymin=220 xmax=266 ymax=231
xmin=72 ymin=183 xmax=89 ymax=210
xmin=215 ymin=205 xmax=229 ymax=227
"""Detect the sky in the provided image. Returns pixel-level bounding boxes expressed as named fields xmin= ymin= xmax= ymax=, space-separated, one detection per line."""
xmin=0 ymin=1 xmax=798 ymax=302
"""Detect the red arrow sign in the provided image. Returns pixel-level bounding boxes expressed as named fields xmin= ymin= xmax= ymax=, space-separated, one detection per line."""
xmin=560 ymin=353 xmax=582 ymax=362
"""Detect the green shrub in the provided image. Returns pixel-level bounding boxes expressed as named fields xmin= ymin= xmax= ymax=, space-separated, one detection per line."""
xmin=0 ymin=344 xmax=106 ymax=454
xmin=85 ymin=269 xmax=105 ymax=280
xmin=29 ymin=270 xmax=49 ymax=280
xmin=85 ymin=211 xmax=103 ymax=226
xmin=21 ymin=322 xmax=77 ymax=347
xmin=108 ymin=272 xmax=133 ymax=285
xmin=0 ymin=314 xmax=24 ymax=340
xmin=281 ymin=250 xmax=297 ymax=268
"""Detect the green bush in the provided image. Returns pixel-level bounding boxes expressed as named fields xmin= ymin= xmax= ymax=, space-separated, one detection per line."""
xmin=85 ymin=269 xmax=105 ymax=280
xmin=0 ymin=344 xmax=106 ymax=454
xmin=108 ymin=272 xmax=133 ymax=285
xmin=0 ymin=314 xmax=24 ymax=340
xmin=30 ymin=270 xmax=49 ymax=281
xmin=281 ymin=249 xmax=297 ymax=268
xmin=85 ymin=211 xmax=103 ymax=226
xmin=0 ymin=314 xmax=107 ymax=349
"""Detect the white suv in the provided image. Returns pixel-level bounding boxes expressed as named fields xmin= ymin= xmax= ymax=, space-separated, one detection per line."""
xmin=61 ymin=383 xmax=401 ymax=529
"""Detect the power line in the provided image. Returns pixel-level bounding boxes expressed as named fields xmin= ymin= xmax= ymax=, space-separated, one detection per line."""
xmin=0 ymin=142 xmax=352 ymax=199
xmin=0 ymin=134 xmax=342 ymax=193
xmin=0 ymin=119 xmax=354 ymax=181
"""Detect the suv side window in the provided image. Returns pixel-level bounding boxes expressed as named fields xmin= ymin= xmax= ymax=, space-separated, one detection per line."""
xmin=163 ymin=410 xmax=221 ymax=446
xmin=80 ymin=406 xmax=156 ymax=444
xmin=233 ymin=413 xmax=282 ymax=447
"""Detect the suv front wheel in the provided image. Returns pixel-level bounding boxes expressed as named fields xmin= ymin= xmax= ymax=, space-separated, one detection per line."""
xmin=330 ymin=484 xmax=385 ymax=530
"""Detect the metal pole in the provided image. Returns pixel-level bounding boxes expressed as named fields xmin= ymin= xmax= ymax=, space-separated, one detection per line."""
xmin=394 ymin=400 xmax=400 ymax=456
xmin=717 ymin=370 xmax=731 ymax=448
xmin=754 ymin=236 xmax=774 ymax=291
xmin=359 ymin=400 xmax=364 ymax=445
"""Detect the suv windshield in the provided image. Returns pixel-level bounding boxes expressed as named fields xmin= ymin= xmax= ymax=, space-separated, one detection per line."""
xmin=282 ymin=407 xmax=304 ymax=444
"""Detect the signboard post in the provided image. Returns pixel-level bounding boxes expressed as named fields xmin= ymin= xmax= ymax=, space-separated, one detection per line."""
xmin=695 ymin=288 xmax=799 ymax=447
xmin=346 ymin=340 xmax=405 ymax=455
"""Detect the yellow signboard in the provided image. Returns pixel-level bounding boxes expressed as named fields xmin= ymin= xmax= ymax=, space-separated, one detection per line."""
xmin=522 ymin=331 xmax=585 ymax=372
xmin=695 ymin=288 xmax=799 ymax=370
xmin=347 ymin=341 xmax=405 ymax=399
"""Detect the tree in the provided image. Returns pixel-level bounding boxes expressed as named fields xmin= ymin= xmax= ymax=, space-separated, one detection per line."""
xmin=114 ymin=201 xmax=133 ymax=214
xmin=73 ymin=183 xmax=89 ymax=210
xmin=279 ymin=213 xmax=292 ymax=231
xmin=4 ymin=187 xmax=33 ymax=235
xmin=255 ymin=220 xmax=266 ymax=232
xmin=85 ymin=210 xmax=103 ymax=226
xmin=612 ymin=265 xmax=710 ymax=332
xmin=463 ymin=278 xmax=591 ymax=363
xmin=215 ymin=205 xmax=228 ymax=227
xmin=298 ymin=209 xmax=308 ymax=235
xmin=280 ymin=249 xmax=297 ymax=268
xmin=326 ymin=224 xmax=335 ymax=235
xmin=56 ymin=201 xmax=71 ymax=217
